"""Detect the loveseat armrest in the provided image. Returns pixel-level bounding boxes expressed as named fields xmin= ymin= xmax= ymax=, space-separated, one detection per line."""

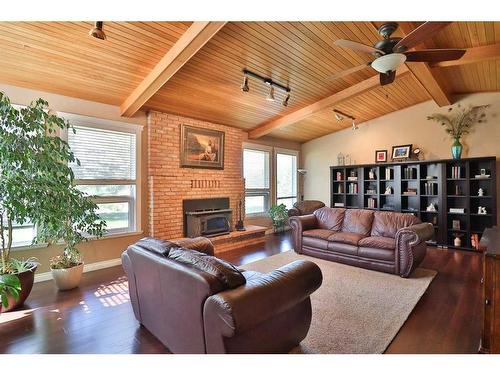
xmin=289 ymin=214 xmax=318 ymax=254
xmin=173 ymin=237 xmax=215 ymax=256
xmin=203 ymin=260 xmax=322 ymax=353
xmin=288 ymin=207 xmax=301 ymax=217
xmin=395 ymin=222 xmax=434 ymax=277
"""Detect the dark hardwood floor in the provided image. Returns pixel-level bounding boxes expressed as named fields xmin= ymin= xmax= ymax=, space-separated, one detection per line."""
xmin=0 ymin=232 xmax=482 ymax=354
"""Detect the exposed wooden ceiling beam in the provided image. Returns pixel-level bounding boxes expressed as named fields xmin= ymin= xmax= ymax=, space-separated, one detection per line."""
xmin=432 ymin=43 xmax=500 ymax=68
xmin=248 ymin=67 xmax=409 ymax=139
xmin=398 ymin=22 xmax=453 ymax=107
xmin=120 ymin=21 xmax=227 ymax=117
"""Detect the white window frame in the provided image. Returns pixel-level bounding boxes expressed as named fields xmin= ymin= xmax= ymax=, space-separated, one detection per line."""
xmin=243 ymin=143 xmax=272 ymax=217
xmin=59 ymin=112 xmax=143 ymax=236
xmin=274 ymin=147 xmax=299 ymax=209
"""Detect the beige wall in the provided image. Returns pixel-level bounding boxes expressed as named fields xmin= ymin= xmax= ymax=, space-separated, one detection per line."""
xmin=0 ymin=84 xmax=148 ymax=273
xmin=302 ymin=92 xmax=500 ymax=223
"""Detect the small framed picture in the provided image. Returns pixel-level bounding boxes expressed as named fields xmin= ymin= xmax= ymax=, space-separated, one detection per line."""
xmin=480 ymin=168 xmax=486 ymax=176
xmin=452 ymin=220 xmax=461 ymax=230
xmin=391 ymin=144 xmax=412 ymax=161
xmin=375 ymin=150 xmax=387 ymax=163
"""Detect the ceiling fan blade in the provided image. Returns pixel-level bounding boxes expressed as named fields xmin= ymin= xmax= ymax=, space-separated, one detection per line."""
xmin=380 ymin=71 xmax=396 ymax=86
xmin=393 ymin=22 xmax=452 ymax=52
xmin=404 ymin=49 xmax=466 ymax=62
xmin=334 ymin=39 xmax=384 ymax=55
xmin=326 ymin=63 xmax=371 ymax=81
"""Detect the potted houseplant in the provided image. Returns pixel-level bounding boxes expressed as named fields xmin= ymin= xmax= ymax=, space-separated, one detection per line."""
xmin=268 ymin=204 xmax=288 ymax=234
xmin=427 ymin=103 xmax=489 ymax=160
xmin=0 ymin=92 xmax=106 ymax=300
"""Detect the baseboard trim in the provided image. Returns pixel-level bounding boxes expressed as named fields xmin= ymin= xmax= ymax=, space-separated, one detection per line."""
xmin=34 ymin=258 xmax=122 ymax=283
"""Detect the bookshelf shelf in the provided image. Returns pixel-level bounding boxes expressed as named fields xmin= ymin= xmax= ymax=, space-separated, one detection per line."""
xmin=330 ymin=156 xmax=497 ymax=252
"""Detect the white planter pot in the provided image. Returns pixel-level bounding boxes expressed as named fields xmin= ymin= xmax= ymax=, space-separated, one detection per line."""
xmin=51 ymin=263 xmax=84 ymax=291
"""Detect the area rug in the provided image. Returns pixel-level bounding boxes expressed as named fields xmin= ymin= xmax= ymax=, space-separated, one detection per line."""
xmin=242 ymin=251 xmax=437 ymax=354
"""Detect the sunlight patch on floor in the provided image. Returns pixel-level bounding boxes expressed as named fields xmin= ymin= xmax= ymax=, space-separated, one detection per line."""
xmin=94 ymin=276 xmax=130 ymax=308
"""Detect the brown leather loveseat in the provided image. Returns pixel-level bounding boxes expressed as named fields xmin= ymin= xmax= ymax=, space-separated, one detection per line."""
xmin=288 ymin=200 xmax=325 ymax=217
xmin=122 ymin=237 xmax=322 ymax=354
xmin=289 ymin=207 xmax=433 ymax=277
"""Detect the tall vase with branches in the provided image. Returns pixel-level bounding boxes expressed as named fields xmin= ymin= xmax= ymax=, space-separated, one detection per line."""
xmin=0 ymin=92 xmax=106 ymax=308
xmin=427 ymin=103 xmax=489 ymax=160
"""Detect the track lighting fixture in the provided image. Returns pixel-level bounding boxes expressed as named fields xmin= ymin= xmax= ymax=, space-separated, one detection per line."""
xmin=282 ymin=93 xmax=290 ymax=107
xmin=334 ymin=112 xmax=344 ymax=122
xmin=241 ymin=75 xmax=249 ymax=92
xmin=333 ymin=109 xmax=358 ymax=129
xmin=265 ymin=84 xmax=275 ymax=102
xmin=241 ymin=68 xmax=290 ymax=104
xmin=89 ymin=21 xmax=106 ymax=40
xmin=352 ymin=120 xmax=359 ymax=130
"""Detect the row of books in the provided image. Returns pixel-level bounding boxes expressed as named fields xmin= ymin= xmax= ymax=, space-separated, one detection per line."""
xmin=367 ymin=197 xmax=377 ymax=208
xmin=348 ymin=183 xmax=358 ymax=194
xmin=450 ymin=166 xmax=463 ymax=179
xmin=423 ymin=181 xmax=438 ymax=195
xmin=403 ymin=167 xmax=417 ymax=180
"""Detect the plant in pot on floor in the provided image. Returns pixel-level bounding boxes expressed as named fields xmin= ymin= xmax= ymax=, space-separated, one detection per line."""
xmin=0 ymin=92 xmax=106 ymax=305
xmin=268 ymin=204 xmax=288 ymax=234
xmin=427 ymin=103 xmax=489 ymax=160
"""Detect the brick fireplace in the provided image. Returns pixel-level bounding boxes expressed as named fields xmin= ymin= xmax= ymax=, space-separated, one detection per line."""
xmin=147 ymin=111 xmax=245 ymax=240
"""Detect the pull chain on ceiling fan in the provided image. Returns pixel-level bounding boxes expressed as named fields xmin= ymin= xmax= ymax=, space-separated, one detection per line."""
xmin=329 ymin=22 xmax=465 ymax=86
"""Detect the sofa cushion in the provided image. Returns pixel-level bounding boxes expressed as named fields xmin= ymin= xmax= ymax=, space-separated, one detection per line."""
xmin=358 ymin=246 xmax=395 ymax=262
xmin=303 ymin=236 xmax=329 ymax=250
xmin=329 ymin=232 xmax=366 ymax=246
xmin=131 ymin=237 xmax=177 ymax=257
xmin=358 ymin=236 xmax=396 ymax=250
xmin=314 ymin=207 xmax=346 ymax=231
xmin=327 ymin=241 xmax=358 ymax=256
xmin=303 ymin=228 xmax=337 ymax=240
xmin=341 ymin=209 xmax=374 ymax=236
xmin=168 ymin=248 xmax=246 ymax=290
xmin=371 ymin=211 xmax=420 ymax=238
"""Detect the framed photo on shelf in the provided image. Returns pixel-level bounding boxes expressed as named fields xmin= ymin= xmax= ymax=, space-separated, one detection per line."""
xmin=375 ymin=149 xmax=387 ymax=163
xmin=391 ymin=144 xmax=412 ymax=161
xmin=180 ymin=125 xmax=225 ymax=169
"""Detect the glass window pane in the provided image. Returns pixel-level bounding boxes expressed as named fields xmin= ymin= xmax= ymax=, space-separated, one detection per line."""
xmin=78 ymin=184 xmax=135 ymax=197
xmin=277 ymin=153 xmax=297 ymax=198
xmin=244 ymin=149 xmax=270 ymax=189
xmin=68 ymin=126 xmax=136 ymax=180
xmin=277 ymin=197 xmax=297 ymax=210
xmin=245 ymin=195 xmax=266 ymax=215
xmin=11 ymin=224 xmax=36 ymax=247
xmin=97 ymin=202 xmax=130 ymax=230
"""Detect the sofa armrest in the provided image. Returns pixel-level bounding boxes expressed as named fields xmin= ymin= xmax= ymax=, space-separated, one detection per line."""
xmin=288 ymin=207 xmax=301 ymax=217
xmin=395 ymin=223 xmax=434 ymax=277
xmin=289 ymin=214 xmax=317 ymax=254
xmin=173 ymin=237 xmax=215 ymax=256
xmin=203 ymin=260 xmax=322 ymax=349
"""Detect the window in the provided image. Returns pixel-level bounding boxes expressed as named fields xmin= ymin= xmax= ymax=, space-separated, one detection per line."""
xmin=1 ymin=218 xmax=37 ymax=248
xmin=276 ymin=151 xmax=298 ymax=210
xmin=243 ymin=147 xmax=271 ymax=215
xmin=65 ymin=114 xmax=141 ymax=235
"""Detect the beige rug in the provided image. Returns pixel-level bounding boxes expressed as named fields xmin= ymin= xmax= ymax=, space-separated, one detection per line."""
xmin=242 ymin=251 xmax=436 ymax=354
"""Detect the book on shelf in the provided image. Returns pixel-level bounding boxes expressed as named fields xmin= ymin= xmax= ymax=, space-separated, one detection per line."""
xmin=424 ymin=181 xmax=437 ymax=195
xmin=451 ymin=166 xmax=463 ymax=179
xmin=449 ymin=207 xmax=465 ymax=213
xmin=334 ymin=202 xmax=345 ymax=207
xmin=367 ymin=197 xmax=377 ymax=208
xmin=366 ymin=189 xmax=377 ymax=195
xmin=348 ymin=183 xmax=358 ymax=194
xmin=403 ymin=167 xmax=416 ymax=180
xmin=403 ymin=188 xmax=418 ymax=196
xmin=347 ymin=176 xmax=358 ymax=181
xmin=385 ymin=168 xmax=393 ymax=180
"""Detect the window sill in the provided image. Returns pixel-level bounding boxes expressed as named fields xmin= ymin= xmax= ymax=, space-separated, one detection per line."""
xmin=11 ymin=230 xmax=144 ymax=252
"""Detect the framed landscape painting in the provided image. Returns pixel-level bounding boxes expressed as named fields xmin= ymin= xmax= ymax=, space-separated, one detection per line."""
xmin=180 ymin=125 xmax=225 ymax=169
xmin=391 ymin=144 xmax=412 ymax=161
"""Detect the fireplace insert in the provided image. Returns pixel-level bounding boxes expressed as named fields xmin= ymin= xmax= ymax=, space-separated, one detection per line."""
xmin=183 ymin=198 xmax=232 ymax=238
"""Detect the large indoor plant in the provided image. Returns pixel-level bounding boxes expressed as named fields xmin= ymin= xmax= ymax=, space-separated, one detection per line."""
xmin=427 ymin=103 xmax=489 ymax=160
xmin=0 ymin=92 xmax=106 ymax=302
xmin=268 ymin=204 xmax=288 ymax=234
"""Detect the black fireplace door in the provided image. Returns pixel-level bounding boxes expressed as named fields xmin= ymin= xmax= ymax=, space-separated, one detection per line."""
xmin=202 ymin=215 xmax=230 ymax=236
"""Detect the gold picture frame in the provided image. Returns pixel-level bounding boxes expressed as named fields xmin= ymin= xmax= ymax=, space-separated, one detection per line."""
xmin=180 ymin=125 xmax=225 ymax=169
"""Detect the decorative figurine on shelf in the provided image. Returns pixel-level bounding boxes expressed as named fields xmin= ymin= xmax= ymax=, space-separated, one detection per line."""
xmin=384 ymin=186 xmax=392 ymax=195
xmin=478 ymin=206 xmax=488 ymax=215
xmin=478 ymin=188 xmax=484 ymax=197
xmin=345 ymin=154 xmax=351 ymax=165
xmin=454 ymin=234 xmax=462 ymax=247
xmin=426 ymin=203 xmax=437 ymax=212
xmin=368 ymin=168 xmax=375 ymax=180
xmin=337 ymin=152 xmax=345 ymax=166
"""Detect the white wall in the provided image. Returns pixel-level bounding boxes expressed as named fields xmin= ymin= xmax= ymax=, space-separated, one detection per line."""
xmin=302 ymin=92 xmax=500 ymax=222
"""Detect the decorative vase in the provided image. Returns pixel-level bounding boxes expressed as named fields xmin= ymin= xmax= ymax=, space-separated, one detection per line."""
xmin=51 ymin=263 xmax=84 ymax=291
xmin=451 ymin=137 xmax=463 ymax=160
xmin=454 ymin=236 xmax=462 ymax=247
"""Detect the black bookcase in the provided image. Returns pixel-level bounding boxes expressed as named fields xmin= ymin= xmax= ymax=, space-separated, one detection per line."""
xmin=330 ymin=156 xmax=497 ymax=251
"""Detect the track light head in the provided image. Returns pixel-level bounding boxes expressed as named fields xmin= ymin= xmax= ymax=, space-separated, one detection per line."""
xmin=266 ymin=85 xmax=275 ymax=102
xmin=352 ymin=119 xmax=358 ymax=130
xmin=282 ymin=93 xmax=290 ymax=107
xmin=240 ymin=75 xmax=249 ymax=92
xmin=89 ymin=21 xmax=106 ymax=40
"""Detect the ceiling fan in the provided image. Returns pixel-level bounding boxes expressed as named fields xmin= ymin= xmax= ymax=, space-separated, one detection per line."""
xmin=330 ymin=22 xmax=465 ymax=86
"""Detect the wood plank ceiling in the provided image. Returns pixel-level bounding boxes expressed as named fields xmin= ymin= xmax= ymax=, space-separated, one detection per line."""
xmin=0 ymin=21 xmax=499 ymax=143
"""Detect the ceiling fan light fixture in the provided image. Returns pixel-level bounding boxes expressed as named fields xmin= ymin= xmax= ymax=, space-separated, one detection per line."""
xmin=266 ymin=85 xmax=275 ymax=102
xmin=89 ymin=21 xmax=106 ymax=40
xmin=241 ymin=75 xmax=249 ymax=92
xmin=371 ymin=53 xmax=406 ymax=73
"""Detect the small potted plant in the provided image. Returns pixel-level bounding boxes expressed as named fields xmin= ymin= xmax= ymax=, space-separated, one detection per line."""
xmin=0 ymin=92 xmax=106 ymax=298
xmin=268 ymin=204 xmax=288 ymax=234
xmin=427 ymin=103 xmax=489 ymax=160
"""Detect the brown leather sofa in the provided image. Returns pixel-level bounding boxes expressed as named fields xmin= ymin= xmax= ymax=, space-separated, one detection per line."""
xmin=289 ymin=207 xmax=434 ymax=277
xmin=288 ymin=200 xmax=325 ymax=217
xmin=122 ymin=236 xmax=322 ymax=354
